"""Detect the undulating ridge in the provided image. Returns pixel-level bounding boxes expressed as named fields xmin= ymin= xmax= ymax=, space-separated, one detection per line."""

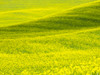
xmin=0 ymin=1 xmax=100 ymax=38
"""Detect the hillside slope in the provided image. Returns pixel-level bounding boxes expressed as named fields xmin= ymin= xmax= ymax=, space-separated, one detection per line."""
xmin=0 ymin=8 xmax=61 ymax=27
xmin=0 ymin=0 xmax=96 ymax=27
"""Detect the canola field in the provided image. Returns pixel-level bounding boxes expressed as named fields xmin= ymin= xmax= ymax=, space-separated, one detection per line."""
xmin=0 ymin=0 xmax=100 ymax=75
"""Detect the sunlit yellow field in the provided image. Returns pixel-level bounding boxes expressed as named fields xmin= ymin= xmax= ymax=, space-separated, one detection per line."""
xmin=0 ymin=0 xmax=100 ymax=75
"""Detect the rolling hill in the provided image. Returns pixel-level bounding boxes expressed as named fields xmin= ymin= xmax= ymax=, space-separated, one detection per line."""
xmin=0 ymin=0 xmax=100 ymax=75
xmin=0 ymin=0 xmax=96 ymax=27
